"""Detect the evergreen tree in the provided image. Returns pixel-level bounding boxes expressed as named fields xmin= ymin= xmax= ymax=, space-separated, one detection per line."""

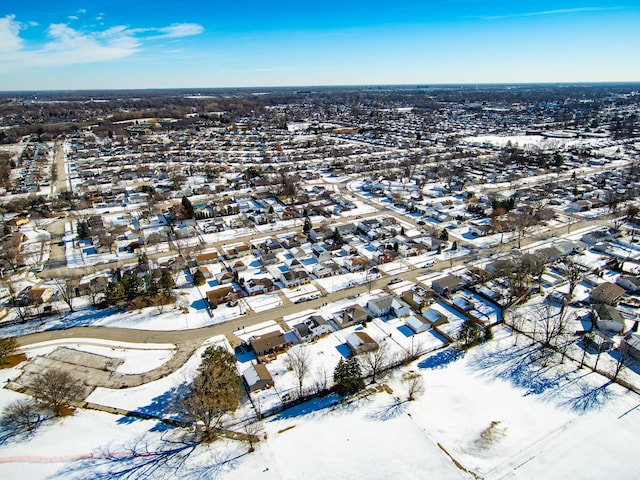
xmin=181 ymin=346 xmax=243 ymax=441
xmin=303 ymin=216 xmax=312 ymax=234
xmin=181 ymin=195 xmax=195 ymax=218
xmin=333 ymin=356 xmax=364 ymax=396
xmin=159 ymin=268 xmax=176 ymax=295
xmin=440 ymin=228 xmax=449 ymax=241
xmin=76 ymin=220 xmax=90 ymax=240
xmin=105 ymin=281 xmax=125 ymax=306
xmin=456 ymin=319 xmax=480 ymax=350
xmin=332 ymin=228 xmax=344 ymax=247
xmin=122 ymin=272 xmax=143 ymax=301
xmin=192 ymin=269 xmax=206 ymax=286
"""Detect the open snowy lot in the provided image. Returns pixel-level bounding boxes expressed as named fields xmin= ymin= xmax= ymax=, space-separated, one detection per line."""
xmin=1 ymin=323 xmax=639 ymax=479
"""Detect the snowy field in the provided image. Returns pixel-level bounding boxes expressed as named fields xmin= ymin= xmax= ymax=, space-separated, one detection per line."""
xmin=1 ymin=325 xmax=639 ymax=479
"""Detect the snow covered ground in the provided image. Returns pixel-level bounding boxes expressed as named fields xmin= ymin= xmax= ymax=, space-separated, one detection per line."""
xmin=1 ymin=325 xmax=639 ymax=479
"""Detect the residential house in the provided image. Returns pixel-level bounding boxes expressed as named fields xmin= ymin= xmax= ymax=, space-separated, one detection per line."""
xmin=334 ymin=304 xmax=370 ymax=328
xmin=250 ymin=331 xmax=291 ymax=356
xmin=243 ymin=364 xmax=274 ymax=392
xmin=195 ymin=250 xmax=219 ymax=265
xmin=346 ymin=331 xmax=378 ymax=354
xmin=406 ymin=308 xmax=448 ymax=333
xmin=292 ymin=315 xmax=332 ymax=342
xmin=592 ymin=303 xmax=626 ymax=333
xmin=584 ymin=331 xmax=615 ymax=352
xmin=310 ymin=246 xmax=331 ymax=263
xmin=336 ymin=223 xmax=357 ymax=236
xmin=26 ymin=287 xmax=53 ymax=305
xmin=401 ymin=288 xmax=435 ymax=313
xmin=367 ymin=295 xmax=411 ymax=318
xmin=591 ymin=282 xmax=625 ymax=305
xmin=616 ymin=276 xmax=640 ymax=293
xmin=280 ymin=269 xmax=310 ymax=287
xmin=245 ymin=278 xmax=275 ymax=296
xmin=0 ymin=281 xmax=10 ymax=298
xmin=313 ymin=261 xmax=341 ymax=278
xmin=344 ymin=255 xmax=370 ymax=273
xmin=406 ymin=313 xmax=431 ymax=333
xmin=398 ymin=241 xmax=428 ymax=258
xmin=308 ymin=226 xmax=333 ymax=243
xmin=431 ymin=275 xmax=465 ymax=296
xmin=206 ymin=285 xmax=237 ymax=307
xmin=624 ymin=333 xmax=640 ymax=361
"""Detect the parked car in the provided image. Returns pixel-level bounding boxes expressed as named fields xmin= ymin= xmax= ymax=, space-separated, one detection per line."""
xmin=388 ymin=278 xmax=402 ymax=285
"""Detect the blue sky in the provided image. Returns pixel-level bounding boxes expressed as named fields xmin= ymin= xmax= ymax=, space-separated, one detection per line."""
xmin=0 ymin=1 xmax=638 ymax=90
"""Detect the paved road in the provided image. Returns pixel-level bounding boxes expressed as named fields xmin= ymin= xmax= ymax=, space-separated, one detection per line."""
xmin=22 ymin=167 xmax=621 ymax=385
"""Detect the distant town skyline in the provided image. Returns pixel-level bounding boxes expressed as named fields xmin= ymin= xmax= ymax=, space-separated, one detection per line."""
xmin=1 ymin=1 xmax=639 ymax=91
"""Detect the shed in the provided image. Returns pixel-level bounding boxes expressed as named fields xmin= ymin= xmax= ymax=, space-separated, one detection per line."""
xmin=243 ymin=364 xmax=274 ymax=392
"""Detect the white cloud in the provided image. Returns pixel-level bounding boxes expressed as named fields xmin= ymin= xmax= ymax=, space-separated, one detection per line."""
xmin=153 ymin=23 xmax=204 ymax=39
xmin=0 ymin=15 xmax=24 ymax=52
xmin=36 ymin=23 xmax=140 ymax=65
xmin=0 ymin=19 xmax=204 ymax=70
xmin=68 ymin=15 xmax=79 ymax=21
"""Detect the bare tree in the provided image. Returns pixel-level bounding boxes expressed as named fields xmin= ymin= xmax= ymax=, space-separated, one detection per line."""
xmin=285 ymin=345 xmax=312 ymax=398
xmin=561 ymin=256 xmax=585 ymax=298
xmin=31 ymin=369 xmax=84 ymax=416
xmin=534 ymin=304 xmax=572 ymax=361
xmin=2 ymin=399 xmax=42 ymax=433
xmin=507 ymin=310 xmax=525 ymax=346
xmin=54 ymin=279 xmax=77 ymax=313
xmin=613 ymin=341 xmax=630 ymax=380
xmin=8 ymin=282 xmax=30 ymax=322
xmin=243 ymin=420 xmax=265 ymax=453
xmin=359 ymin=342 xmax=390 ymax=384
xmin=402 ymin=371 xmax=425 ymax=401
xmin=510 ymin=212 xmax=537 ymax=249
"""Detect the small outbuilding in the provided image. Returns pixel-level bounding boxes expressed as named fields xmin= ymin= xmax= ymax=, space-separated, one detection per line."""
xmin=243 ymin=364 xmax=274 ymax=392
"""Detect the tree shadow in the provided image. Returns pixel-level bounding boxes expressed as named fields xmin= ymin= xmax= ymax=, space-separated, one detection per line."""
xmin=471 ymin=343 xmax=565 ymax=396
xmin=53 ymin=432 xmax=247 ymax=480
xmin=271 ymin=393 xmax=342 ymax=421
xmin=471 ymin=342 xmax=617 ymax=412
xmin=0 ymin=404 xmax=50 ymax=446
xmin=559 ymin=379 xmax=613 ymax=413
xmin=417 ymin=347 xmax=463 ymax=370
xmin=116 ymin=384 xmax=187 ymax=427
xmin=366 ymin=400 xmax=407 ymax=421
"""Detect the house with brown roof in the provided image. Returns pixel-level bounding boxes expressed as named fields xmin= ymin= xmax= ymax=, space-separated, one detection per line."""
xmin=344 ymin=255 xmax=370 ymax=273
xmin=346 ymin=331 xmax=378 ymax=354
xmin=195 ymin=250 xmax=219 ymax=265
xmin=431 ymin=275 xmax=465 ymax=296
xmin=250 ymin=331 xmax=291 ymax=356
xmin=334 ymin=304 xmax=370 ymax=328
xmin=26 ymin=287 xmax=53 ymax=305
xmin=243 ymin=364 xmax=274 ymax=392
xmin=206 ymin=286 xmax=237 ymax=307
xmin=591 ymin=282 xmax=625 ymax=305
xmin=401 ymin=288 xmax=435 ymax=313
xmin=245 ymin=278 xmax=275 ymax=296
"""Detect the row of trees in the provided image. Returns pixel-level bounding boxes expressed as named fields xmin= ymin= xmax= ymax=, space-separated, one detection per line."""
xmin=104 ymin=269 xmax=175 ymax=309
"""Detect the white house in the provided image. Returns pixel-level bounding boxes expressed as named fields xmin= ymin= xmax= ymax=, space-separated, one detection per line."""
xmin=292 ymin=315 xmax=332 ymax=342
xmin=367 ymin=295 xmax=411 ymax=318
xmin=616 ymin=276 xmax=640 ymax=293
xmin=406 ymin=314 xmax=431 ymax=333
xmin=592 ymin=303 xmax=625 ymax=333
